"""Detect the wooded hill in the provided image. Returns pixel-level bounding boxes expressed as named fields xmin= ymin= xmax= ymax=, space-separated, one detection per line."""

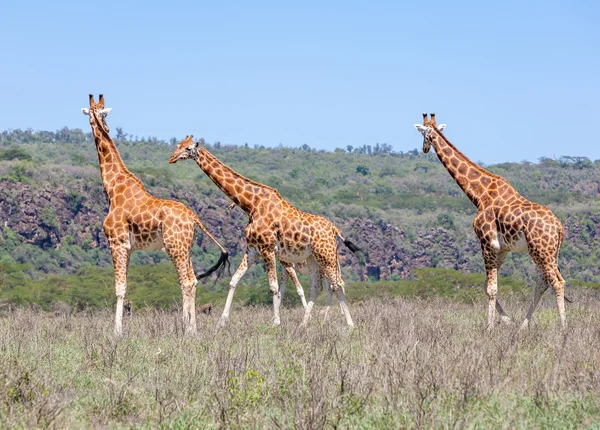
xmin=1 ymin=128 xmax=599 ymax=309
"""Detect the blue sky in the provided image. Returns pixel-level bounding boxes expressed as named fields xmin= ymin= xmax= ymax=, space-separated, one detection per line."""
xmin=1 ymin=1 xmax=598 ymax=164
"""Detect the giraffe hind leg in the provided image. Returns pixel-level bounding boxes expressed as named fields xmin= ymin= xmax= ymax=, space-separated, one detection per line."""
xmin=301 ymin=257 xmax=323 ymax=327
xmin=260 ymin=249 xmax=281 ymax=326
xmin=168 ymin=251 xmax=198 ymax=335
xmin=320 ymin=263 xmax=354 ymax=328
xmin=520 ymin=267 xmax=549 ymax=330
xmin=554 ymin=267 xmax=567 ymax=328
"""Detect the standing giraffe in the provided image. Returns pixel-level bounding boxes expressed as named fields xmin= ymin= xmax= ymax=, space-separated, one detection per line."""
xmin=414 ymin=113 xmax=566 ymax=329
xmin=81 ymin=95 xmax=229 ymax=335
xmin=169 ymin=136 xmax=360 ymax=327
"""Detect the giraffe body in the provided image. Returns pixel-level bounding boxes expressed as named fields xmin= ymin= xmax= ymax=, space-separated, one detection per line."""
xmin=169 ymin=136 xmax=357 ymax=327
xmin=82 ymin=95 xmax=228 ymax=336
xmin=415 ymin=113 xmax=566 ymax=330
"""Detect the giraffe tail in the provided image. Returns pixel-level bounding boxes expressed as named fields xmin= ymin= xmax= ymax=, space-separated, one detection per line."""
xmin=193 ymin=216 xmax=230 ymax=280
xmin=334 ymin=226 xmax=361 ymax=253
xmin=338 ymin=234 xmax=361 ymax=253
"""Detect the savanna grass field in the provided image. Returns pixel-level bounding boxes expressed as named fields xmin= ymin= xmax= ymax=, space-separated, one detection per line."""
xmin=2 ymin=291 xmax=600 ymax=429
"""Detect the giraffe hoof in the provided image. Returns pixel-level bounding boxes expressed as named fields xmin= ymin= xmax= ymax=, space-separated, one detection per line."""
xmin=519 ymin=320 xmax=529 ymax=330
xmin=500 ymin=316 xmax=513 ymax=325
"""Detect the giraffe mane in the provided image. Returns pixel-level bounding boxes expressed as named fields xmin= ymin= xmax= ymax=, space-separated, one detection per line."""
xmin=431 ymin=124 xmax=503 ymax=181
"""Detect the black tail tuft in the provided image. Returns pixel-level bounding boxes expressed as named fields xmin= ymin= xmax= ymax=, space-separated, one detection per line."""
xmin=343 ymin=239 xmax=361 ymax=253
xmin=197 ymin=251 xmax=230 ymax=280
xmin=564 ymin=295 xmax=574 ymax=304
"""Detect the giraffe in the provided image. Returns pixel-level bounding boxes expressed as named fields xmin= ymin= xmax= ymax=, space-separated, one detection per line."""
xmin=414 ymin=113 xmax=567 ymax=330
xmin=169 ymin=135 xmax=360 ymax=327
xmin=81 ymin=95 xmax=229 ymax=335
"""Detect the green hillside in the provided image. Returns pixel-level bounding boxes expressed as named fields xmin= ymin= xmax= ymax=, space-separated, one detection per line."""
xmin=1 ymin=128 xmax=600 ymax=310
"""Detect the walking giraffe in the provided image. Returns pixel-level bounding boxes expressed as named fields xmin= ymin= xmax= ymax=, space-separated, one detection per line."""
xmin=169 ymin=136 xmax=360 ymax=327
xmin=81 ymin=95 xmax=228 ymax=335
xmin=414 ymin=113 xmax=566 ymax=329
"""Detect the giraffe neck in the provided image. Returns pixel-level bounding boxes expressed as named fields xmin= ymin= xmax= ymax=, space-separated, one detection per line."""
xmin=90 ymin=122 xmax=144 ymax=200
xmin=430 ymin=130 xmax=515 ymax=209
xmin=195 ymin=147 xmax=279 ymax=215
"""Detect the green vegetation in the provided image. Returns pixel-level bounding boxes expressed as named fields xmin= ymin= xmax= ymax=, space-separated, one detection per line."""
xmin=1 ymin=296 xmax=600 ymax=428
xmin=1 ymin=127 xmax=600 ymax=310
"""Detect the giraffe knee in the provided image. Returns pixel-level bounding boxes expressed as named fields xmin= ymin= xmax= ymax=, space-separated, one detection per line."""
xmin=486 ymin=283 xmax=498 ymax=297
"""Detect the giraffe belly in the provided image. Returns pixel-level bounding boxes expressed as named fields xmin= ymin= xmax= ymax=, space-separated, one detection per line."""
xmin=502 ymin=231 xmax=528 ymax=253
xmin=275 ymin=244 xmax=311 ymax=264
xmin=131 ymin=232 xmax=165 ymax=251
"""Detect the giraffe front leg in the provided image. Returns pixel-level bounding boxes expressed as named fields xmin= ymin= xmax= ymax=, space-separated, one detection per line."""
xmin=110 ymin=243 xmax=130 ymax=337
xmin=219 ymin=248 xmax=258 ymax=327
xmin=493 ymin=252 xmax=512 ymax=325
xmin=261 ymin=250 xmax=281 ymax=326
xmin=282 ymin=263 xmax=308 ymax=309
xmin=484 ymin=265 xmax=498 ymax=331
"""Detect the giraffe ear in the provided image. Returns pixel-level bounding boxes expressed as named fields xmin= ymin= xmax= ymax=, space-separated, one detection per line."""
xmin=437 ymin=124 xmax=447 ymax=131
xmin=414 ymin=124 xmax=429 ymax=133
xmin=81 ymin=108 xmax=90 ymax=116
xmin=98 ymin=108 xmax=112 ymax=116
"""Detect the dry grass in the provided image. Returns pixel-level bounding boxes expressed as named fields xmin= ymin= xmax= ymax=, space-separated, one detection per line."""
xmin=1 ymin=291 xmax=600 ymax=429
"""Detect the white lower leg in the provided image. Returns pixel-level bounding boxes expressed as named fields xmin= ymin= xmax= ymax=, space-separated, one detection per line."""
xmin=299 ymin=291 xmax=307 ymax=308
xmin=219 ymin=252 xmax=254 ymax=327
xmin=487 ymin=296 xmax=496 ymax=330
xmin=495 ymin=300 xmax=512 ymax=324
xmin=114 ymin=278 xmax=127 ymax=336
xmin=185 ymin=285 xmax=197 ymax=335
xmin=323 ymin=283 xmax=332 ymax=321
xmin=115 ymin=295 xmax=124 ymax=336
xmin=302 ymin=301 xmax=314 ymax=326
xmin=521 ymin=279 xmax=548 ymax=330
xmin=555 ymin=287 xmax=567 ymax=329
xmin=272 ymin=292 xmax=281 ymax=325
xmin=336 ymin=289 xmax=354 ymax=327
xmin=484 ymin=268 xmax=498 ymax=330
xmin=219 ymin=286 xmax=236 ymax=326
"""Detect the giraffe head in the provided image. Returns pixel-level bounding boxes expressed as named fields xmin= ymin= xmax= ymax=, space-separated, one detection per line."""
xmin=413 ymin=112 xmax=446 ymax=153
xmin=169 ymin=135 xmax=199 ymax=164
xmin=81 ymin=94 xmax=113 ymax=134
